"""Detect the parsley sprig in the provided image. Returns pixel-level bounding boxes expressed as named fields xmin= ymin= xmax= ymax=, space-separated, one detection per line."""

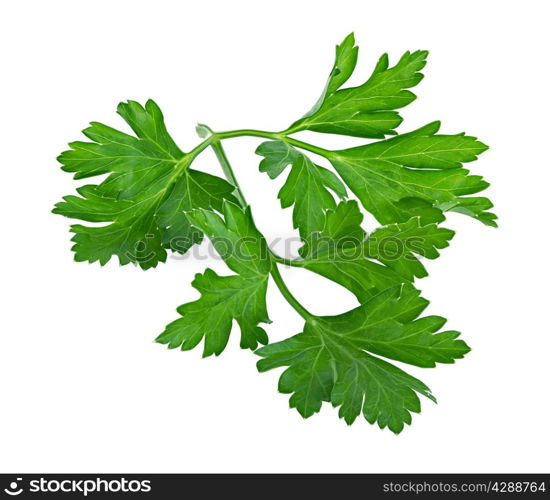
xmin=54 ymin=34 xmax=494 ymax=433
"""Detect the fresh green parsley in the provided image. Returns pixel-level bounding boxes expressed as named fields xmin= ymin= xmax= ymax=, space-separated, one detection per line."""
xmin=54 ymin=34 xmax=494 ymax=433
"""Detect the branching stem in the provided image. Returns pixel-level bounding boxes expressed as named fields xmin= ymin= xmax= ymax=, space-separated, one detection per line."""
xmin=200 ymin=126 xmax=315 ymax=321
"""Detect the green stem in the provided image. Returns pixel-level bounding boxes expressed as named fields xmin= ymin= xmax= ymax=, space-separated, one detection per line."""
xmin=209 ymin=139 xmax=247 ymax=207
xmin=216 ymin=129 xmax=332 ymax=158
xmin=270 ymin=265 xmax=312 ymax=320
xmin=182 ymin=127 xmax=331 ymax=176
xmin=272 ymin=255 xmax=304 ymax=267
xmin=187 ymin=135 xmax=215 ymax=160
xmin=215 ymin=128 xmax=282 ymax=140
xmin=283 ymin=136 xmax=332 ymax=158
xmin=203 ymin=130 xmax=313 ymax=321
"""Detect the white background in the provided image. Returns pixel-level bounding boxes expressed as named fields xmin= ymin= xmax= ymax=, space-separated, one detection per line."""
xmin=1 ymin=0 xmax=548 ymax=473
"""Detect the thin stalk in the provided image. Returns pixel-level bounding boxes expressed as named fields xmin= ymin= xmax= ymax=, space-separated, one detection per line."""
xmin=205 ymin=134 xmax=313 ymax=321
xmin=215 ymin=128 xmax=283 ymax=140
xmin=186 ymin=135 xmax=215 ymax=161
xmin=272 ymin=255 xmax=304 ymax=267
xmin=269 ymin=265 xmax=312 ymax=320
xmin=282 ymin=136 xmax=332 ymax=158
xmin=216 ymin=129 xmax=332 ymax=158
xmin=209 ymin=138 xmax=247 ymax=207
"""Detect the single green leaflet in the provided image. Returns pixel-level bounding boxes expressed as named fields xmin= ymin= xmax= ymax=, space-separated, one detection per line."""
xmin=325 ymin=122 xmax=495 ymax=226
xmin=365 ymin=216 xmax=455 ymax=281
xmin=156 ymin=268 xmax=270 ymax=355
xmin=256 ymin=140 xmax=346 ymax=246
xmin=288 ymin=33 xmax=428 ymax=138
xmin=188 ymin=201 xmax=272 ymax=277
xmin=297 ymin=200 xmax=455 ymax=302
xmin=257 ymin=284 xmax=469 ymax=433
xmin=54 ymin=99 xmax=236 ymax=269
xmin=157 ymin=202 xmax=272 ymax=354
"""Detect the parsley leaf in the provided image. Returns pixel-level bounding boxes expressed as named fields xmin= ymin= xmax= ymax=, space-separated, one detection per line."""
xmin=156 ymin=268 xmax=270 ymax=355
xmin=256 ymin=140 xmax=346 ymax=244
xmin=302 ymin=199 xmax=366 ymax=258
xmin=54 ymin=100 xmax=236 ymax=269
xmin=157 ymin=202 xmax=272 ymax=354
xmin=324 ymin=121 xmax=494 ymax=226
xmin=300 ymin=200 xmax=454 ymax=301
xmin=365 ymin=216 xmax=455 ymax=281
xmin=257 ymin=284 xmax=469 ymax=433
xmin=289 ymin=33 xmax=427 ymax=138
xmin=188 ymin=201 xmax=272 ymax=277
